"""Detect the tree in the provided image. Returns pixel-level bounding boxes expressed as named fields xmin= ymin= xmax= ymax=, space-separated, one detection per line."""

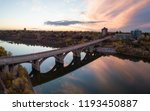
xmin=0 ymin=46 xmax=7 ymax=56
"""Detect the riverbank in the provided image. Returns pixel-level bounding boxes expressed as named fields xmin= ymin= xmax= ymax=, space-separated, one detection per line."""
xmin=109 ymin=35 xmax=150 ymax=60
xmin=0 ymin=66 xmax=34 ymax=94
xmin=0 ymin=30 xmax=101 ymax=48
xmin=116 ymin=47 xmax=150 ymax=60
xmin=0 ymin=30 xmax=150 ymax=61
xmin=0 ymin=46 xmax=34 ymax=94
xmin=0 ymin=39 xmax=150 ymax=94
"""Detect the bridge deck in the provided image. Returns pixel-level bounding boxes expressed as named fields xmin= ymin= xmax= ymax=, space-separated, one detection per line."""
xmin=0 ymin=36 xmax=111 ymax=66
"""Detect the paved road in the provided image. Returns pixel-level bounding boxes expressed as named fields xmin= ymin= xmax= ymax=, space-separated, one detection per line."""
xmin=0 ymin=36 xmax=111 ymax=66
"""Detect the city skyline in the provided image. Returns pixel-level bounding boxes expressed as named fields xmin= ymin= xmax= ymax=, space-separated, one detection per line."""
xmin=0 ymin=0 xmax=150 ymax=31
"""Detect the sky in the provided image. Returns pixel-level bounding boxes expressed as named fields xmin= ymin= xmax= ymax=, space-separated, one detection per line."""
xmin=0 ymin=0 xmax=150 ymax=31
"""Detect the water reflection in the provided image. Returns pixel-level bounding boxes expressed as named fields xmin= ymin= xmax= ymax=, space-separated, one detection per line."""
xmin=86 ymin=55 xmax=150 ymax=93
xmin=64 ymin=52 xmax=73 ymax=67
xmin=20 ymin=63 xmax=32 ymax=74
xmin=40 ymin=57 xmax=55 ymax=73
xmin=33 ymin=55 xmax=150 ymax=94
xmin=0 ymin=40 xmax=56 ymax=56
xmin=1 ymin=40 xmax=150 ymax=94
xmin=30 ymin=53 xmax=100 ymax=87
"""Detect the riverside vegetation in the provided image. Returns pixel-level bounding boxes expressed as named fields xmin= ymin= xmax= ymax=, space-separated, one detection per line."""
xmin=0 ymin=31 xmax=150 ymax=93
xmin=0 ymin=46 xmax=34 ymax=94
xmin=112 ymin=34 xmax=150 ymax=59
xmin=0 ymin=30 xmax=150 ymax=59
xmin=0 ymin=30 xmax=101 ymax=47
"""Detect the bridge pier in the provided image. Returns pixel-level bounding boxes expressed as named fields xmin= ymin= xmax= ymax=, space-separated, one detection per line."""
xmin=87 ymin=45 xmax=99 ymax=57
xmin=32 ymin=60 xmax=40 ymax=72
xmin=72 ymin=50 xmax=81 ymax=65
xmin=73 ymin=50 xmax=81 ymax=58
xmin=2 ymin=65 xmax=9 ymax=74
xmin=55 ymin=54 xmax=64 ymax=68
xmin=88 ymin=46 xmax=94 ymax=53
xmin=1 ymin=65 xmax=18 ymax=75
xmin=89 ymin=45 xmax=97 ymax=53
xmin=9 ymin=65 xmax=18 ymax=77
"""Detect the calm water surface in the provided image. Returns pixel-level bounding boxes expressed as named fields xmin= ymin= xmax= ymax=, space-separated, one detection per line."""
xmin=0 ymin=40 xmax=150 ymax=94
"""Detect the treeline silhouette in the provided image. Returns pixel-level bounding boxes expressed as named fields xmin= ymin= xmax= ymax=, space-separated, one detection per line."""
xmin=0 ymin=30 xmax=102 ymax=48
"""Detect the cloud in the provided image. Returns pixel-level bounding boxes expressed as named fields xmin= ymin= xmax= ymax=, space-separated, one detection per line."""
xmin=84 ymin=0 xmax=150 ymax=31
xmin=140 ymin=23 xmax=150 ymax=28
xmin=44 ymin=20 xmax=105 ymax=26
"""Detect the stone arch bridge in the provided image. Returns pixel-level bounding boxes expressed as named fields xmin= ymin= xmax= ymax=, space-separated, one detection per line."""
xmin=0 ymin=36 xmax=111 ymax=75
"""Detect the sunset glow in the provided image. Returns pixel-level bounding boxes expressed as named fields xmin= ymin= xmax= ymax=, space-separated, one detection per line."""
xmin=0 ymin=0 xmax=150 ymax=31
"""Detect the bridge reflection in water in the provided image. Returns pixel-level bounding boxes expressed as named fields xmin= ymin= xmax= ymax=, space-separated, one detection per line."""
xmin=30 ymin=52 xmax=101 ymax=87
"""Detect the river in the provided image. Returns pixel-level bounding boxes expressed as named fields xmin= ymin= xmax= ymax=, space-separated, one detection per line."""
xmin=0 ymin=40 xmax=150 ymax=94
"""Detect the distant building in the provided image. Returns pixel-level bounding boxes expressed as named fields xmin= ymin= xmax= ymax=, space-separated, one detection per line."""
xmin=114 ymin=33 xmax=133 ymax=40
xmin=101 ymin=27 xmax=108 ymax=36
xmin=113 ymin=29 xmax=142 ymax=40
xmin=131 ymin=29 xmax=142 ymax=39
xmin=24 ymin=28 xmax=26 ymax=31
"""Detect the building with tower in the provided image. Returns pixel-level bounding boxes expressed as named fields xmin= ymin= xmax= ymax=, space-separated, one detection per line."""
xmin=101 ymin=27 xmax=108 ymax=36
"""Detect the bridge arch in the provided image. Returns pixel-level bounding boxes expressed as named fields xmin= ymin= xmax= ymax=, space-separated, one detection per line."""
xmin=0 ymin=36 xmax=111 ymax=74
xmin=40 ymin=57 xmax=55 ymax=73
xmin=64 ymin=51 xmax=74 ymax=67
xmin=20 ymin=63 xmax=32 ymax=74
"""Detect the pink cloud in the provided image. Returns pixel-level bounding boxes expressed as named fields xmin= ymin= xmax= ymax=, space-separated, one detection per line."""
xmin=84 ymin=0 xmax=150 ymax=31
xmin=140 ymin=23 xmax=150 ymax=28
